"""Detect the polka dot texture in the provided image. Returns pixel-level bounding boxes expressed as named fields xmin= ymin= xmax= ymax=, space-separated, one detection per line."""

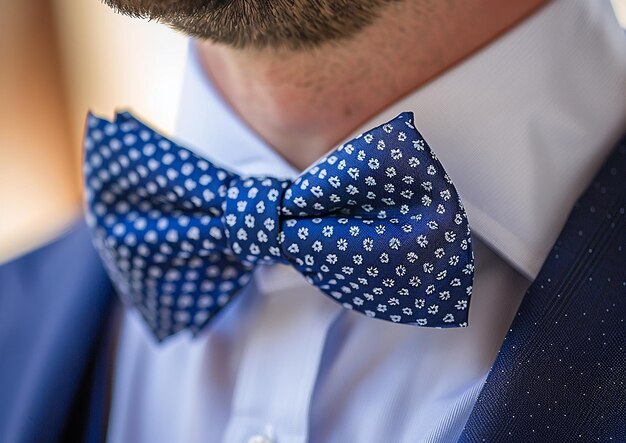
xmin=83 ymin=111 xmax=474 ymax=341
xmin=459 ymin=137 xmax=626 ymax=442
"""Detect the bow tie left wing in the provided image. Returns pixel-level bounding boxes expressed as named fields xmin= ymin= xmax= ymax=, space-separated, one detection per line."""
xmin=83 ymin=111 xmax=256 ymax=340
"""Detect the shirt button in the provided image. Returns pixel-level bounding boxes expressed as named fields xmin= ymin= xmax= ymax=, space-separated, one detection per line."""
xmin=247 ymin=435 xmax=274 ymax=443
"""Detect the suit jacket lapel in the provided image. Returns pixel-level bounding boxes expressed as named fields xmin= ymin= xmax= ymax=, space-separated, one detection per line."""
xmin=459 ymin=134 xmax=626 ymax=441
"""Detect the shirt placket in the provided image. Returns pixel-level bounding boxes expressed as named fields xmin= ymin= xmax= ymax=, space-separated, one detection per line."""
xmin=221 ymin=265 xmax=342 ymax=443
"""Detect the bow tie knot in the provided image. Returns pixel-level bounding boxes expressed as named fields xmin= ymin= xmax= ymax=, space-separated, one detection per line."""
xmin=223 ymin=176 xmax=291 ymax=265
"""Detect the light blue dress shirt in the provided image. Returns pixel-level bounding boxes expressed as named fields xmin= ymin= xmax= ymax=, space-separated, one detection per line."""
xmin=105 ymin=1 xmax=626 ymax=441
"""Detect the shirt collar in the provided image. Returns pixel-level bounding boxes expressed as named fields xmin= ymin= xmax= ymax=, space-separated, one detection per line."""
xmin=174 ymin=0 xmax=626 ymax=280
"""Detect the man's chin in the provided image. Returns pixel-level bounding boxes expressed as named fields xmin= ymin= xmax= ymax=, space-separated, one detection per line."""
xmin=101 ymin=0 xmax=400 ymax=50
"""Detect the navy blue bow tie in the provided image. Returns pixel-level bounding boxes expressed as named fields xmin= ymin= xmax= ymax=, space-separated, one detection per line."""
xmin=83 ymin=111 xmax=474 ymax=341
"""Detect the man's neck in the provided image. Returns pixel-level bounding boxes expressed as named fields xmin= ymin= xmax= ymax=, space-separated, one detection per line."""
xmin=197 ymin=0 xmax=547 ymax=170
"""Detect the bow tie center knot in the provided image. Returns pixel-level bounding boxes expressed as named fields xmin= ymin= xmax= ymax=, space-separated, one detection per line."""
xmin=222 ymin=176 xmax=291 ymax=265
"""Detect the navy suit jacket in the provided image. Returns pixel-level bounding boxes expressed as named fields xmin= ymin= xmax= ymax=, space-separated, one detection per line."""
xmin=1 ymin=133 xmax=624 ymax=443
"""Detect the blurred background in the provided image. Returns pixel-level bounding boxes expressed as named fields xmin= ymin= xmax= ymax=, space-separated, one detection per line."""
xmin=1 ymin=0 xmax=625 ymax=262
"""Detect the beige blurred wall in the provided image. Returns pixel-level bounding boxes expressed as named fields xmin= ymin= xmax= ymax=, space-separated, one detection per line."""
xmin=0 ymin=0 xmax=188 ymax=262
xmin=53 ymin=0 xmax=188 ymax=149
xmin=0 ymin=1 xmax=79 ymax=262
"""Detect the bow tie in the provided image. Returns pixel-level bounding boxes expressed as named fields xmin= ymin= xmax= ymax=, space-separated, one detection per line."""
xmin=84 ymin=111 xmax=474 ymax=341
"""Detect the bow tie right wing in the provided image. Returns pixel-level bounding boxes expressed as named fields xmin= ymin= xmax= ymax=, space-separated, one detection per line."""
xmin=279 ymin=112 xmax=474 ymax=328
